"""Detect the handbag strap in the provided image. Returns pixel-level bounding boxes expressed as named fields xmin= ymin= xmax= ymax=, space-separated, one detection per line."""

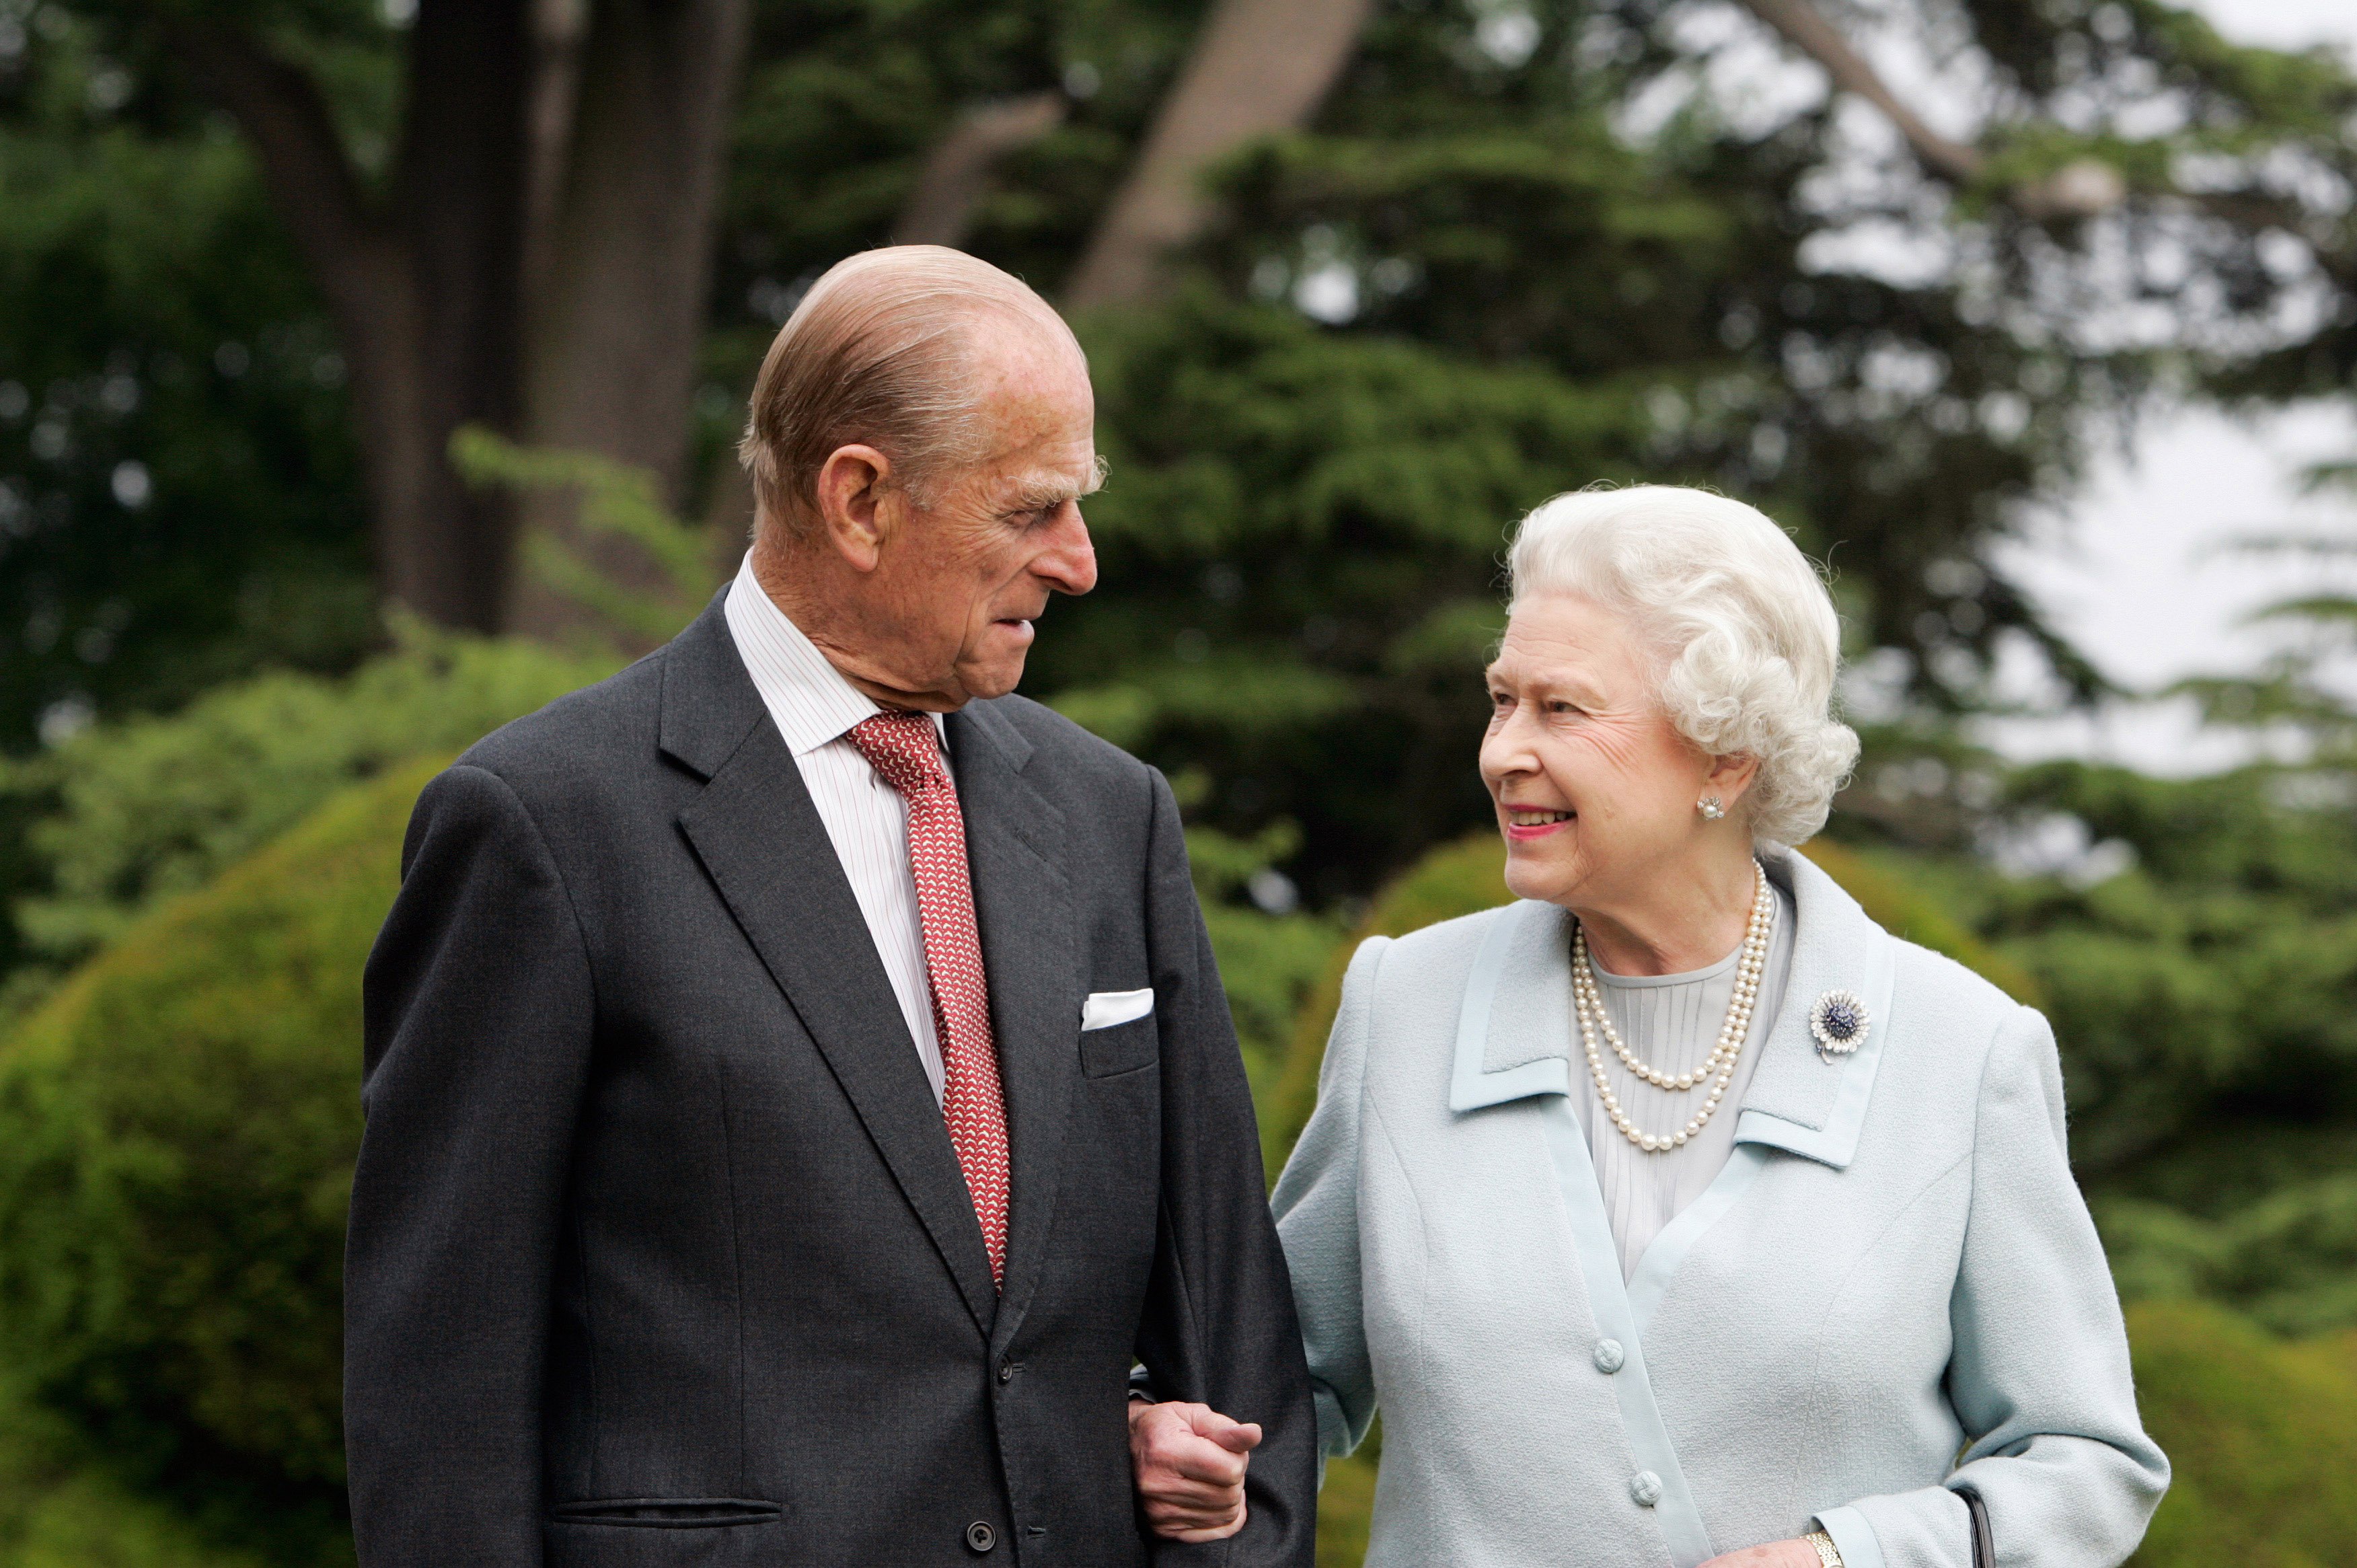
xmin=1953 ymin=1484 xmax=1995 ymax=1568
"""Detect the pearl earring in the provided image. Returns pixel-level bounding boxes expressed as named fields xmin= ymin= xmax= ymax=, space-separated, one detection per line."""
xmin=1698 ymin=795 xmax=1726 ymax=821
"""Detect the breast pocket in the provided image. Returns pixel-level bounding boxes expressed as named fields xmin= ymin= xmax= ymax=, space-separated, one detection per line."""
xmin=1078 ymin=1014 xmax=1159 ymax=1078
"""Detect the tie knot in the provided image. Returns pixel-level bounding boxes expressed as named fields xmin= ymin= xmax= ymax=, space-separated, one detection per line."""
xmin=848 ymin=710 xmax=947 ymax=797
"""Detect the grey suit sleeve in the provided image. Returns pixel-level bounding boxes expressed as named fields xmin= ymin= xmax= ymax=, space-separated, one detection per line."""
xmin=1131 ymin=768 xmax=1318 ymax=1567
xmin=1271 ymin=934 xmax=1388 ymax=1466
xmin=1814 ymin=1007 xmax=2170 ymax=1568
xmin=346 ymin=764 xmax=597 ymax=1567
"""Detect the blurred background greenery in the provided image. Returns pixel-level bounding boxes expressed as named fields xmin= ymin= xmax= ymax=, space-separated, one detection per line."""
xmin=3 ymin=0 xmax=2357 ymax=1561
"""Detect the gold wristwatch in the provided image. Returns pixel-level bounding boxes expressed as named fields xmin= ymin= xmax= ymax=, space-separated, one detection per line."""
xmin=1803 ymin=1530 xmax=1844 ymax=1568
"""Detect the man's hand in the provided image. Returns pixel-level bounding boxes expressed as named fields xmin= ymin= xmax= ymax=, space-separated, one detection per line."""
xmin=1698 ymin=1541 xmax=1824 ymax=1567
xmin=1129 ymin=1399 xmax=1262 ymax=1542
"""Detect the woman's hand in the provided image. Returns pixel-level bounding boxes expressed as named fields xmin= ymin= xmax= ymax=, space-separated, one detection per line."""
xmin=1128 ymin=1399 xmax=1262 ymax=1541
xmin=1698 ymin=1541 xmax=1824 ymax=1568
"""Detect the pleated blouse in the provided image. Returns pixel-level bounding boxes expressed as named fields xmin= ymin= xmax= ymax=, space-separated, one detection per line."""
xmin=1575 ymin=883 xmax=1797 ymax=1279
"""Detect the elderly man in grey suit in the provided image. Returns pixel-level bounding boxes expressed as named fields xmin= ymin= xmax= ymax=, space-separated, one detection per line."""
xmin=347 ymin=246 xmax=1315 ymax=1566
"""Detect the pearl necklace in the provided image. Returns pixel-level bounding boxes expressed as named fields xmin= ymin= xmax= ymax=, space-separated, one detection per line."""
xmin=1573 ymin=861 xmax=1774 ymax=1154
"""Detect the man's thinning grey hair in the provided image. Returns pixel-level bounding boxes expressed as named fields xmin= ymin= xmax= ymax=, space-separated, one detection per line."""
xmin=1505 ymin=484 xmax=1861 ymax=846
xmin=738 ymin=246 xmax=1080 ymax=539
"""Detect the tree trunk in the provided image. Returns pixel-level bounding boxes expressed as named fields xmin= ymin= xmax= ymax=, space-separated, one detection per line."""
xmin=389 ymin=0 xmax=537 ymax=630
xmin=1063 ymin=0 xmax=1374 ymax=310
xmin=504 ymin=0 xmax=753 ymax=641
xmin=167 ymin=0 xmax=749 ymax=642
xmin=892 ymin=91 xmax=1067 ymax=249
xmin=1731 ymin=0 xmax=2129 ymax=220
xmin=172 ymin=0 xmax=535 ymax=633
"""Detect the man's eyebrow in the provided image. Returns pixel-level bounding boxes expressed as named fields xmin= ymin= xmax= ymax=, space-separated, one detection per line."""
xmin=1006 ymin=456 xmax=1107 ymax=510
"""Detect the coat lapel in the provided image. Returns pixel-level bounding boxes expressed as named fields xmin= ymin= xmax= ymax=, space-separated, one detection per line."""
xmin=948 ymin=701 xmax=1080 ymax=1351
xmin=1728 ymin=848 xmax=1895 ymax=1170
xmin=1440 ymin=852 xmax=1896 ymax=1338
xmin=660 ymin=598 xmax=1000 ymax=1334
xmin=1447 ymin=900 xmax=1575 ymax=1112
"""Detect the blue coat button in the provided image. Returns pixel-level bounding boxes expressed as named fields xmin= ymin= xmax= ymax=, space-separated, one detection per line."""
xmin=1630 ymin=1471 xmax=1663 ymax=1508
xmin=1593 ymin=1338 xmax=1625 ymax=1374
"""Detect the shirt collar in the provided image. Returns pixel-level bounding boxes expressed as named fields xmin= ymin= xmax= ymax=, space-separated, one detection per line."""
xmin=722 ymin=552 xmax=946 ymax=758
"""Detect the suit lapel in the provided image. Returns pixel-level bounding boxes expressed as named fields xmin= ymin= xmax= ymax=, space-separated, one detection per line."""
xmin=661 ymin=599 xmax=1000 ymax=1334
xmin=948 ymin=702 xmax=1078 ymax=1349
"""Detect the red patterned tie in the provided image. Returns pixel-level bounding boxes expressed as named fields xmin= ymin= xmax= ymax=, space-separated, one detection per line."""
xmin=847 ymin=711 xmax=1011 ymax=1287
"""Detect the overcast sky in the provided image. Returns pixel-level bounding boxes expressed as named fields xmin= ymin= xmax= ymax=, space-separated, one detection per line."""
xmin=1980 ymin=0 xmax=2357 ymax=773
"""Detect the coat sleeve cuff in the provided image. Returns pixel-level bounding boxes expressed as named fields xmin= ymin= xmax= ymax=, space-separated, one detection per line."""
xmin=1312 ymin=1383 xmax=1355 ymax=1460
xmin=1813 ymin=1505 xmax=1887 ymax=1568
xmin=1816 ymin=1483 xmax=1976 ymax=1568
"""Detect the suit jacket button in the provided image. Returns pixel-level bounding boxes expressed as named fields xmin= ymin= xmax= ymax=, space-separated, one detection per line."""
xmin=1630 ymin=1471 xmax=1663 ymax=1508
xmin=966 ymin=1521 xmax=998 ymax=1553
xmin=1592 ymin=1338 xmax=1624 ymax=1374
xmin=998 ymin=1359 xmax=1014 ymax=1384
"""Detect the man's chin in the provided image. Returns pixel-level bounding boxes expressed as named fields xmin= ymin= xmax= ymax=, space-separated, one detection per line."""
xmin=956 ymin=650 xmax=1031 ymax=702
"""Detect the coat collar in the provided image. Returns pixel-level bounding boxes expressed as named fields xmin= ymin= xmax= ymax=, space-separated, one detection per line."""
xmin=657 ymin=589 xmax=772 ymax=783
xmin=1446 ymin=846 xmax=1896 ymax=1170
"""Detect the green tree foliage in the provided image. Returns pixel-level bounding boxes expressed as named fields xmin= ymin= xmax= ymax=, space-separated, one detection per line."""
xmin=1825 ymin=757 xmax=2357 ymax=1337
xmin=448 ymin=429 xmax=718 ymax=653
xmin=0 ymin=628 xmax=611 ymax=1014
xmin=0 ymin=0 xmax=385 ymax=749
xmin=1039 ymin=293 xmax=1633 ymax=898
xmin=1178 ymin=811 xmax=1346 ymax=1098
xmin=12 ymin=0 xmax=2357 ymax=909
xmin=1030 ymin=0 xmax=2356 ymax=900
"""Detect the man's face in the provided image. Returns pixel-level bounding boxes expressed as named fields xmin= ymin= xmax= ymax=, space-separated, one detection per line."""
xmin=823 ymin=324 xmax=1100 ymax=710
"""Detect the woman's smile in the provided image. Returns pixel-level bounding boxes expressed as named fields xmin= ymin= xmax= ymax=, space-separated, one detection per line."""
xmin=1502 ymin=806 xmax=1575 ymax=839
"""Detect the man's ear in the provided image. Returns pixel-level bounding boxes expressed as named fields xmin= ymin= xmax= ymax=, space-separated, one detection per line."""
xmin=813 ymin=444 xmax=895 ymax=572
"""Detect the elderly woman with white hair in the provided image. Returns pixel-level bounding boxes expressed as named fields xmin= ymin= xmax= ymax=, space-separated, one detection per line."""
xmin=1269 ymin=486 xmax=2167 ymax=1567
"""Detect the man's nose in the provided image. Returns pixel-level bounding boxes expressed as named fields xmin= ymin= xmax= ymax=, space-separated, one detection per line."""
xmin=1035 ymin=502 xmax=1098 ymax=596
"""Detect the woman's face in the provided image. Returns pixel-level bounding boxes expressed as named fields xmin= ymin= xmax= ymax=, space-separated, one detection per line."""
xmin=1479 ymin=593 xmax=1724 ymax=910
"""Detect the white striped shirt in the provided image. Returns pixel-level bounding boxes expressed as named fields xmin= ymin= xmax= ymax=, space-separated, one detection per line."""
xmin=723 ymin=553 xmax=950 ymax=1103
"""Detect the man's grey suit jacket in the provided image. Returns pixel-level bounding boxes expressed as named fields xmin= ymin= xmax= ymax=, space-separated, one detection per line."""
xmin=348 ymin=596 xmax=1316 ymax=1566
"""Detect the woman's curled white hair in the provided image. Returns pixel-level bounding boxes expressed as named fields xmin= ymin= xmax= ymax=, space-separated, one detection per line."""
xmin=1505 ymin=484 xmax=1861 ymax=846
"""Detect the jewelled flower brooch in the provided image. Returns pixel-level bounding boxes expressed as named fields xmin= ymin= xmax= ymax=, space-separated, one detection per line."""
xmin=1809 ymin=988 xmax=1870 ymax=1061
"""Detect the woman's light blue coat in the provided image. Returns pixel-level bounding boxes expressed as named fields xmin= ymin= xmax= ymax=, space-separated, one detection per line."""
xmin=1271 ymin=847 xmax=2168 ymax=1568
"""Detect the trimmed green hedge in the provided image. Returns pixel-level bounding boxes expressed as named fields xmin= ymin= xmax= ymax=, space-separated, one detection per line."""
xmin=0 ymin=759 xmax=445 ymax=1565
xmin=3 ymin=633 xmax=610 ymax=983
xmin=2128 ymin=1301 xmax=2357 ymax=1566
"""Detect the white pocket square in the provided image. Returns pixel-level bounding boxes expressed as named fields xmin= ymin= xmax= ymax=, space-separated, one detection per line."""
xmin=1081 ymin=987 xmax=1155 ymax=1031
